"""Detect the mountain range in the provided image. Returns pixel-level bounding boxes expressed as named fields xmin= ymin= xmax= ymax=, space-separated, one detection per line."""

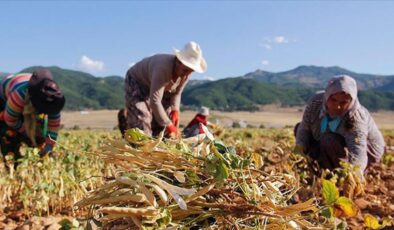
xmin=0 ymin=65 xmax=393 ymax=111
xmin=244 ymin=65 xmax=394 ymax=91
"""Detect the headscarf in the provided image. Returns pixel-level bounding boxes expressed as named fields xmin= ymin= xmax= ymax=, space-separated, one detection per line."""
xmin=28 ymin=69 xmax=65 ymax=115
xmin=320 ymin=75 xmax=360 ymax=133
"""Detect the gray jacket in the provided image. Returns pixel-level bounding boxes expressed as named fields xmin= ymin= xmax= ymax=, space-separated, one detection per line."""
xmin=296 ymin=92 xmax=385 ymax=172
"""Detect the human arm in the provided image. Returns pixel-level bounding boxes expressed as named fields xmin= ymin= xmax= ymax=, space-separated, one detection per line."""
xmin=295 ymin=99 xmax=317 ymax=154
xmin=40 ymin=113 xmax=61 ymax=155
xmin=150 ymin=68 xmax=173 ymax=127
xmin=343 ymin=116 xmax=369 ymax=174
xmin=3 ymin=91 xmax=26 ymax=133
xmin=149 ymin=68 xmax=180 ymax=138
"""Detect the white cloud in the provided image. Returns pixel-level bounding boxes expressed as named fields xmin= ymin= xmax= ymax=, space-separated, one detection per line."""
xmin=273 ymin=36 xmax=289 ymax=44
xmin=259 ymin=36 xmax=290 ymax=49
xmin=128 ymin=62 xmax=136 ymax=68
xmin=261 ymin=60 xmax=269 ymax=65
xmin=78 ymin=55 xmax=105 ymax=73
xmin=202 ymin=76 xmax=215 ymax=81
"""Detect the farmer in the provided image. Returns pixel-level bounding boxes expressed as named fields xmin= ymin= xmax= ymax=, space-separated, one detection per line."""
xmin=295 ymin=75 xmax=385 ymax=177
xmin=0 ymin=69 xmax=65 ymax=162
xmin=183 ymin=106 xmax=213 ymax=138
xmin=124 ymin=41 xmax=207 ymax=138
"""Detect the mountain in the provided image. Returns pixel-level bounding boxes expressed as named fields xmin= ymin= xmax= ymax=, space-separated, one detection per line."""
xmin=1 ymin=65 xmax=393 ymax=111
xmin=375 ymin=78 xmax=394 ymax=91
xmin=182 ymin=77 xmax=316 ymax=111
xmin=185 ymin=79 xmax=211 ymax=90
xmin=21 ymin=66 xmax=125 ymax=110
xmin=358 ymin=90 xmax=394 ymax=111
xmin=245 ymin=65 xmax=394 ymax=91
xmin=183 ymin=76 xmax=394 ymax=111
xmin=184 ymin=65 xmax=394 ymax=111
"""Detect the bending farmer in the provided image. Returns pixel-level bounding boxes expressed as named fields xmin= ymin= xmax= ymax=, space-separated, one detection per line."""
xmin=124 ymin=41 xmax=207 ymax=138
xmin=0 ymin=69 xmax=65 ymax=162
xmin=295 ymin=75 xmax=384 ymax=177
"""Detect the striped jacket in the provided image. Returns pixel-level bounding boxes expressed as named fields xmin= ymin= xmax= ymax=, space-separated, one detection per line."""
xmin=0 ymin=73 xmax=61 ymax=142
xmin=296 ymin=92 xmax=385 ymax=172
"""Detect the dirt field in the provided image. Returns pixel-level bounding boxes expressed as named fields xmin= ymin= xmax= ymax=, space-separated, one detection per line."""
xmin=61 ymin=108 xmax=394 ymax=130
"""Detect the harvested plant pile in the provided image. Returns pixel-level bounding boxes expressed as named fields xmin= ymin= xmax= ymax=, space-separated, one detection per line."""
xmin=76 ymin=128 xmax=322 ymax=229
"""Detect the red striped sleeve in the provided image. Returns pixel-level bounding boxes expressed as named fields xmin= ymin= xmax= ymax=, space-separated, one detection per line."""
xmin=4 ymin=91 xmax=25 ymax=131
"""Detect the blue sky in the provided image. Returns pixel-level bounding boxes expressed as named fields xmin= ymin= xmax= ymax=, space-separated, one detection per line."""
xmin=1 ymin=1 xmax=394 ymax=80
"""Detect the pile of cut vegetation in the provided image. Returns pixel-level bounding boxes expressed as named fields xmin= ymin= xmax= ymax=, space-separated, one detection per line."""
xmin=76 ymin=128 xmax=321 ymax=229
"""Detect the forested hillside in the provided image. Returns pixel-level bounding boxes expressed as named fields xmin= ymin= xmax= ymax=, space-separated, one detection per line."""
xmin=1 ymin=66 xmax=392 ymax=111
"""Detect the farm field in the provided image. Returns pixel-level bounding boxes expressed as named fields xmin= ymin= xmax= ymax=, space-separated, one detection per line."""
xmin=0 ymin=126 xmax=393 ymax=229
xmin=4 ymin=0 xmax=394 ymax=228
xmin=61 ymin=109 xmax=394 ymax=130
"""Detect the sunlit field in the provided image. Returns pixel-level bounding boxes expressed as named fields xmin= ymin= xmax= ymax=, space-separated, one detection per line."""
xmin=0 ymin=126 xmax=393 ymax=229
xmin=62 ymin=109 xmax=394 ymax=129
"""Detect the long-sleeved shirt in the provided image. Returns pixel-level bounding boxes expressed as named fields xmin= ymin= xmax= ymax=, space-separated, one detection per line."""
xmin=296 ymin=92 xmax=385 ymax=172
xmin=0 ymin=73 xmax=61 ymax=142
xmin=126 ymin=54 xmax=190 ymax=126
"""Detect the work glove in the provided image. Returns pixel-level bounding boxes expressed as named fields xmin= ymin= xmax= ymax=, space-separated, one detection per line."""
xmin=165 ymin=123 xmax=179 ymax=138
xmin=169 ymin=110 xmax=179 ymax=127
xmin=39 ymin=138 xmax=55 ymax=157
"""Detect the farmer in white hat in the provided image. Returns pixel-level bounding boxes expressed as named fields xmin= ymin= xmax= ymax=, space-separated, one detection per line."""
xmin=124 ymin=41 xmax=207 ymax=138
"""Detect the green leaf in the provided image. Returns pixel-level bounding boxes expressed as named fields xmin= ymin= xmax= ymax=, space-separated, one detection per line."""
xmin=126 ymin=128 xmax=150 ymax=142
xmin=213 ymin=140 xmax=227 ymax=154
xmin=321 ymin=207 xmax=333 ymax=219
xmin=225 ymin=153 xmax=240 ymax=169
xmin=185 ymin=170 xmax=201 ymax=185
xmin=322 ymin=180 xmax=339 ymax=205
xmin=58 ymin=219 xmax=73 ymax=230
xmin=204 ymin=152 xmax=229 ymax=183
xmin=336 ymin=221 xmax=347 ymax=230
xmin=215 ymin=161 xmax=229 ymax=182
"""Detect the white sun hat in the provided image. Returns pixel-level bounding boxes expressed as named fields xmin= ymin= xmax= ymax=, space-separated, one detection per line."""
xmin=198 ymin=106 xmax=210 ymax=116
xmin=173 ymin=41 xmax=207 ymax=73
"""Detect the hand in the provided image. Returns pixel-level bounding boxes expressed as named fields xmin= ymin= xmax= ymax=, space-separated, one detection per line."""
xmin=165 ymin=123 xmax=178 ymax=138
xmin=39 ymin=138 xmax=55 ymax=157
xmin=40 ymin=144 xmax=53 ymax=157
xmin=169 ymin=110 xmax=179 ymax=127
